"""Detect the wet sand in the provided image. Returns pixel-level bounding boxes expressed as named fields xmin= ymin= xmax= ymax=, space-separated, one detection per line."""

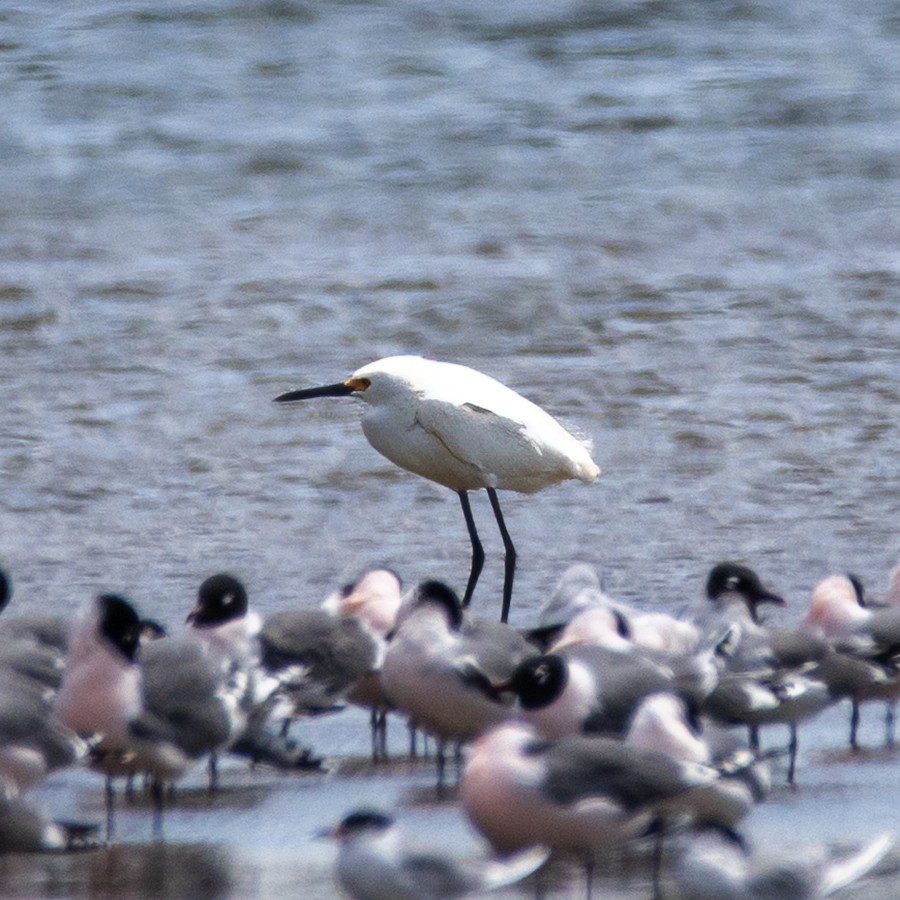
xmin=14 ymin=700 xmax=900 ymax=899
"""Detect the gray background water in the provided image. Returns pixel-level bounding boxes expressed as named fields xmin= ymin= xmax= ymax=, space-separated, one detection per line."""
xmin=1 ymin=1 xmax=900 ymax=895
xmin=3 ymin=0 xmax=899 ymax=622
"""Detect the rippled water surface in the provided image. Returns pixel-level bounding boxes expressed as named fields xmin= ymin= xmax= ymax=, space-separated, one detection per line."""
xmin=2 ymin=0 xmax=900 ymax=895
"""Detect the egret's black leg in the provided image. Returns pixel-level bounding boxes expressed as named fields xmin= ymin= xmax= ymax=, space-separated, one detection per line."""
xmin=487 ymin=488 xmax=516 ymax=623
xmin=458 ymin=491 xmax=485 ymax=609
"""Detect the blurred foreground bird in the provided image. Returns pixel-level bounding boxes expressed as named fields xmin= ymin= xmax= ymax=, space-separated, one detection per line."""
xmin=0 ymin=789 xmax=101 ymax=854
xmin=323 ymin=807 xmax=548 ymax=900
xmin=275 ymin=355 xmax=600 ymax=622
xmin=670 ymin=830 xmax=892 ymax=900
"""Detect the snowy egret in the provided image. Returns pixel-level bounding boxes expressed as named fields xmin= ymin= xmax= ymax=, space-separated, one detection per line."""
xmin=275 ymin=355 xmax=600 ymax=622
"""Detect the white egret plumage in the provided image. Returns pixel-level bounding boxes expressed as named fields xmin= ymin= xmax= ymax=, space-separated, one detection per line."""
xmin=275 ymin=355 xmax=600 ymax=622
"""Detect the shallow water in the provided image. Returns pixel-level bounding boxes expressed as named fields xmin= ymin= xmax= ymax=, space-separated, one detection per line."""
xmin=2 ymin=0 xmax=900 ymax=896
xmin=17 ymin=702 xmax=900 ymax=899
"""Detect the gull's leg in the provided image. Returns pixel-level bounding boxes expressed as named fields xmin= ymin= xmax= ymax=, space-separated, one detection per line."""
xmin=487 ymin=488 xmax=517 ymax=624
xmin=458 ymin=491 xmax=485 ymax=609
xmin=787 ymin=723 xmax=799 ymax=786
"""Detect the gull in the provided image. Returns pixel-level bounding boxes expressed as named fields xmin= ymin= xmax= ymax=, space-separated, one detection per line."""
xmin=184 ymin=574 xmax=325 ymax=771
xmin=322 ymin=807 xmax=548 ymax=900
xmin=626 ymin=693 xmax=713 ymax=766
xmin=53 ymin=593 xmax=144 ymax=761
xmin=322 ymin=566 xmax=404 ymax=637
xmin=0 ymin=567 xmax=69 ymax=659
xmin=506 ymin=647 xmax=679 ymax=739
xmin=322 ymin=567 xmax=405 ymax=759
xmin=54 ymin=593 xmax=259 ymax=834
xmin=670 ymin=830 xmax=892 ymax=900
xmin=461 ymin=718 xmax=758 ymax=900
xmin=625 ymin=692 xmax=770 ymax=811
xmin=699 ymin=565 xmax=842 ymax=784
xmin=0 ymin=672 xmax=86 ymax=796
xmin=528 ymin=563 xmax=700 ymax=656
xmin=802 ymin=572 xmax=900 ymax=653
xmin=802 ymin=573 xmax=900 ymax=749
xmin=524 ymin=562 xmax=617 ymax=649
xmin=698 ymin=562 xmax=789 ymax=637
xmin=275 ymin=355 xmax=600 ymax=622
xmin=0 ymin=570 xmax=85 ymax=795
xmin=185 ymin=573 xmax=263 ymax=668
xmin=187 ymin=569 xmax=383 ymax=728
xmin=134 ymin=634 xmax=252 ymax=793
xmin=380 ymin=580 xmax=530 ymax=784
xmin=53 ymin=593 xmax=150 ymax=833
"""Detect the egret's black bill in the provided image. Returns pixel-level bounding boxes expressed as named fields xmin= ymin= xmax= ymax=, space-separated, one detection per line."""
xmin=274 ymin=382 xmax=355 ymax=402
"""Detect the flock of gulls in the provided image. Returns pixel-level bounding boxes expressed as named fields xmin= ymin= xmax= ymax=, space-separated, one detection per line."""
xmin=1 ymin=355 xmax=898 ymax=900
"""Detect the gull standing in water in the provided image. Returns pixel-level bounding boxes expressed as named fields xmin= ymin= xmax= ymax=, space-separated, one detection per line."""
xmin=380 ymin=580 xmax=530 ymax=785
xmin=275 ymin=355 xmax=600 ymax=622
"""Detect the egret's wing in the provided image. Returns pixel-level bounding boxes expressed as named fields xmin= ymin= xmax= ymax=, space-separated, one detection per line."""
xmin=417 ymin=399 xmax=539 ymax=464
xmin=415 ymin=398 xmax=569 ymax=492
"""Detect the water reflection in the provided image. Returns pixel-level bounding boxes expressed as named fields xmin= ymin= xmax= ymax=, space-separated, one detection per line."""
xmin=0 ymin=843 xmax=233 ymax=900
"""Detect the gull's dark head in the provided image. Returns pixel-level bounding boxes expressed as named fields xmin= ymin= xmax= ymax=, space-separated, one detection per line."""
xmin=706 ymin=562 xmax=785 ymax=624
xmin=186 ymin=573 xmax=249 ymax=627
